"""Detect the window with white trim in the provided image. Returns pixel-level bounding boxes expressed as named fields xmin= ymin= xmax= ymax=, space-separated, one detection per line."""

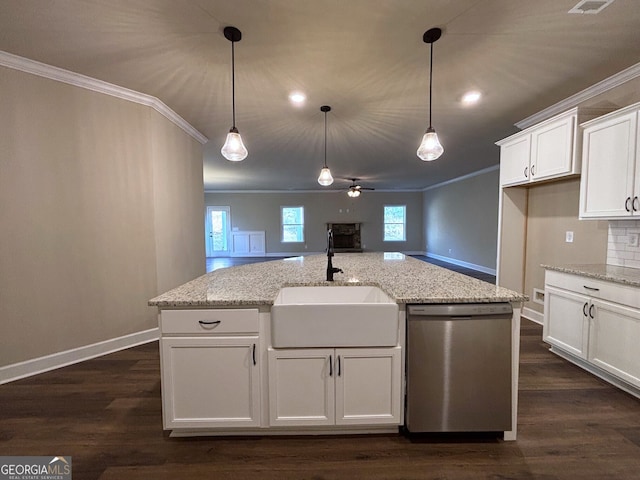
xmin=383 ymin=205 xmax=406 ymax=241
xmin=281 ymin=206 xmax=305 ymax=242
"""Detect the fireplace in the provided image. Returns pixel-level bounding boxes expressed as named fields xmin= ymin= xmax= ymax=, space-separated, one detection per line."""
xmin=327 ymin=223 xmax=362 ymax=252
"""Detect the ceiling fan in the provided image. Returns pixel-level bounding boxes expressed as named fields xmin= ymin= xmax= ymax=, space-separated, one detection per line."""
xmin=346 ymin=178 xmax=375 ymax=197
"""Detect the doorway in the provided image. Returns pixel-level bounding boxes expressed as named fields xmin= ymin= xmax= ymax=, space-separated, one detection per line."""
xmin=205 ymin=206 xmax=231 ymax=257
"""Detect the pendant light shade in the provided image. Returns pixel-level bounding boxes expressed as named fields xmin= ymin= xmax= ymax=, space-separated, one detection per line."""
xmin=318 ymin=167 xmax=334 ymax=186
xmin=417 ymin=27 xmax=444 ymax=162
xmin=221 ymin=26 xmax=248 ymax=162
xmin=317 ymin=105 xmax=334 ymax=186
xmin=417 ymin=126 xmax=444 ymax=161
xmin=222 ymin=128 xmax=248 ymax=162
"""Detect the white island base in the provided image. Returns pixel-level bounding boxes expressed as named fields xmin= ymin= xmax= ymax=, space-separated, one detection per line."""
xmin=151 ymin=254 xmax=525 ymax=441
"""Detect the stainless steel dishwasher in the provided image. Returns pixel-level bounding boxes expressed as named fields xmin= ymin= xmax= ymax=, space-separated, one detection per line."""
xmin=406 ymin=303 xmax=512 ymax=433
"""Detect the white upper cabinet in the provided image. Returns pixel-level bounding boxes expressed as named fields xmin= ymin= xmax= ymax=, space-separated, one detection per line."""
xmin=498 ymin=134 xmax=531 ymax=186
xmin=498 ymin=108 xmax=604 ymax=188
xmin=579 ymin=103 xmax=640 ymax=219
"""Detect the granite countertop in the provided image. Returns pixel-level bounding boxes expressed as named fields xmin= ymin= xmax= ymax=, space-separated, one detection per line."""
xmin=149 ymin=253 xmax=526 ymax=308
xmin=542 ymin=263 xmax=640 ymax=288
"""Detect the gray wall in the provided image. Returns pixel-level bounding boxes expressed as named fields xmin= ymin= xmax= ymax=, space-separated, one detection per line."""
xmin=423 ymin=168 xmax=500 ymax=271
xmin=204 ymin=191 xmax=424 ymax=254
xmin=0 ymin=66 xmax=205 ymax=367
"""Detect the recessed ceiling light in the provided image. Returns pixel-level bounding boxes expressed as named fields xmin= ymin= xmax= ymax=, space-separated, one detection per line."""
xmin=288 ymin=91 xmax=306 ymax=106
xmin=461 ymin=90 xmax=482 ymax=106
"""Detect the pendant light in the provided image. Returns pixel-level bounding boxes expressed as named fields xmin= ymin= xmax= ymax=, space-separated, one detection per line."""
xmin=221 ymin=26 xmax=248 ymax=162
xmin=417 ymin=27 xmax=444 ymax=162
xmin=317 ymin=105 xmax=334 ymax=186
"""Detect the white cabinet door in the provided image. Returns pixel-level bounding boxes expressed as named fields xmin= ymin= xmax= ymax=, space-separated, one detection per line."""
xmin=543 ymin=286 xmax=590 ymax=359
xmin=335 ymin=347 xmax=402 ymax=425
xmin=530 ymin=114 xmax=575 ymax=182
xmin=580 ymin=110 xmax=637 ymax=219
xmin=161 ymin=336 xmax=261 ymax=429
xmin=589 ymin=299 xmax=640 ymax=388
xmin=268 ymin=349 xmax=335 ymax=427
xmin=499 ymin=134 xmax=531 ymax=187
xmin=249 ymin=232 xmax=265 ymax=254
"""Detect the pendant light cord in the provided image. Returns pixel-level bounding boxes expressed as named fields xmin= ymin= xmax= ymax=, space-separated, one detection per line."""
xmin=429 ymin=41 xmax=433 ymax=129
xmin=324 ymin=111 xmax=328 ymax=168
xmin=231 ymin=39 xmax=237 ymax=129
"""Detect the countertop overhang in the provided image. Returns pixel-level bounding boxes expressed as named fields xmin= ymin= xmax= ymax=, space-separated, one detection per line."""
xmin=149 ymin=253 xmax=526 ymax=308
xmin=542 ymin=263 xmax=640 ymax=288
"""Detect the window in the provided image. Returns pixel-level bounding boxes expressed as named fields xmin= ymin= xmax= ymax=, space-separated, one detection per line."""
xmin=383 ymin=205 xmax=406 ymax=242
xmin=281 ymin=206 xmax=304 ymax=242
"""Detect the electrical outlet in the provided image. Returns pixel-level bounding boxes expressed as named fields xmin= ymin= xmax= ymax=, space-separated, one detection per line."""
xmin=629 ymin=234 xmax=640 ymax=247
xmin=565 ymin=231 xmax=574 ymax=243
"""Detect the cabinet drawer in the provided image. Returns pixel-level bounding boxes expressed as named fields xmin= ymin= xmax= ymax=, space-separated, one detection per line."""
xmin=161 ymin=309 xmax=259 ymax=334
xmin=545 ymin=270 xmax=640 ymax=309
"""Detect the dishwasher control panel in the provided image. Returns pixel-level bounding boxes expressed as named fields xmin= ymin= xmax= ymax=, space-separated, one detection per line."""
xmin=408 ymin=303 xmax=513 ymax=317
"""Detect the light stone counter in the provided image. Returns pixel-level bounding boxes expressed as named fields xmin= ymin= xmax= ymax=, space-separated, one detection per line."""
xmin=149 ymin=253 xmax=526 ymax=308
xmin=542 ymin=263 xmax=640 ymax=288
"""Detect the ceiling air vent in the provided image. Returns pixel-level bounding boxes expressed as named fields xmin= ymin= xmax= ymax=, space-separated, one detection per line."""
xmin=568 ymin=0 xmax=615 ymax=14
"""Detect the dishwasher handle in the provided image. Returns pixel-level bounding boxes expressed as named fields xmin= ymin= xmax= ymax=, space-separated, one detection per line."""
xmin=408 ymin=303 xmax=513 ymax=317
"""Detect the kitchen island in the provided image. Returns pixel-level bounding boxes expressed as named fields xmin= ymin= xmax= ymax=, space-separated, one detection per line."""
xmin=150 ymin=253 xmax=526 ymax=439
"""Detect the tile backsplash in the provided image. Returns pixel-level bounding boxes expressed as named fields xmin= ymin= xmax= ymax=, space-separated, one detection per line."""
xmin=608 ymin=220 xmax=640 ymax=269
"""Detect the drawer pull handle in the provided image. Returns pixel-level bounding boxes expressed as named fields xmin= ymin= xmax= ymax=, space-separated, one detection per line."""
xmin=583 ymin=302 xmax=588 ymax=317
xmin=583 ymin=286 xmax=600 ymax=292
xmin=252 ymin=344 xmax=256 ymax=366
xmin=589 ymin=304 xmax=595 ymax=319
xmin=524 ymin=166 xmax=528 ymax=178
xmin=625 ymin=197 xmax=632 ymax=212
xmin=329 ymin=355 xmax=333 ymax=377
xmin=337 ymin=355 xmax=341 ymax=377
xmin=198 ymin=320 xmax=221 ymax=327
xmin=634 ymin=196 xmax=639 ymax=212
xmin=530 ymin=164 xmax=535 ymax=176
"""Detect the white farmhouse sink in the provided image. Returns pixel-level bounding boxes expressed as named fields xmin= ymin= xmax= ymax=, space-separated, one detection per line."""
xmin=271 ymin=286 xmax=399 ymax=348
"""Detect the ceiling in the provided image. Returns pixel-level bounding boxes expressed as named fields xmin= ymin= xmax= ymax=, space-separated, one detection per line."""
xmin=1 ymin=0 xmax=639 ymax=192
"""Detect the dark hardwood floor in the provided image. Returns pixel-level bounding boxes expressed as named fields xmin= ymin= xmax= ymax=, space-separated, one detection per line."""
xmin=410 ymin=255 xmax=496 ymax=284
xmin=1 ymin=320 xmax=639 ymax=479
xmin=206 ymin=255 xmax=496 ymax=284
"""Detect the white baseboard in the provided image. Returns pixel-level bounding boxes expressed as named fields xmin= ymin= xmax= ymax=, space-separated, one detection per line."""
xmin=522 ymin=307 xmax=544 ymax=325
xmin=0 ymin=328 xmax=159 ymax=385
xmin=425 ymin=252 xmax=497 ymax=275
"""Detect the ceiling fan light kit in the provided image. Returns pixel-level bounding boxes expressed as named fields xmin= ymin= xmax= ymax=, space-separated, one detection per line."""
xmin=417 ymin=27 xmax=445 ymax=162
xmin=317 ymin=105 xmax=334 ymax=186
xmin=346 ymin=178 xmax=374 ymax=197
xmin=221 ymin=26 xmax=248 ymax=162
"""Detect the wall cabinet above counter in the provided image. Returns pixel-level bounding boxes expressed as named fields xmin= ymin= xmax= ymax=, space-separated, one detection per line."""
xmin=497 ymin=107 xmax=608 ymax=188
xmin=579 ymin=102 xmax=640 ymax=220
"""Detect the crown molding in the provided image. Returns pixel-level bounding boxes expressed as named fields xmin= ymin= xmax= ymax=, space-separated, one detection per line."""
xmin=0 ymin=50 xmax=208 ymax=144
xmin=204 ymin=188 xmax=424 ymax=194
xmin=422 ymin=164 xmax=499 ymax=192
xmin=516 ymin=61 xmax=640 ymax=130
